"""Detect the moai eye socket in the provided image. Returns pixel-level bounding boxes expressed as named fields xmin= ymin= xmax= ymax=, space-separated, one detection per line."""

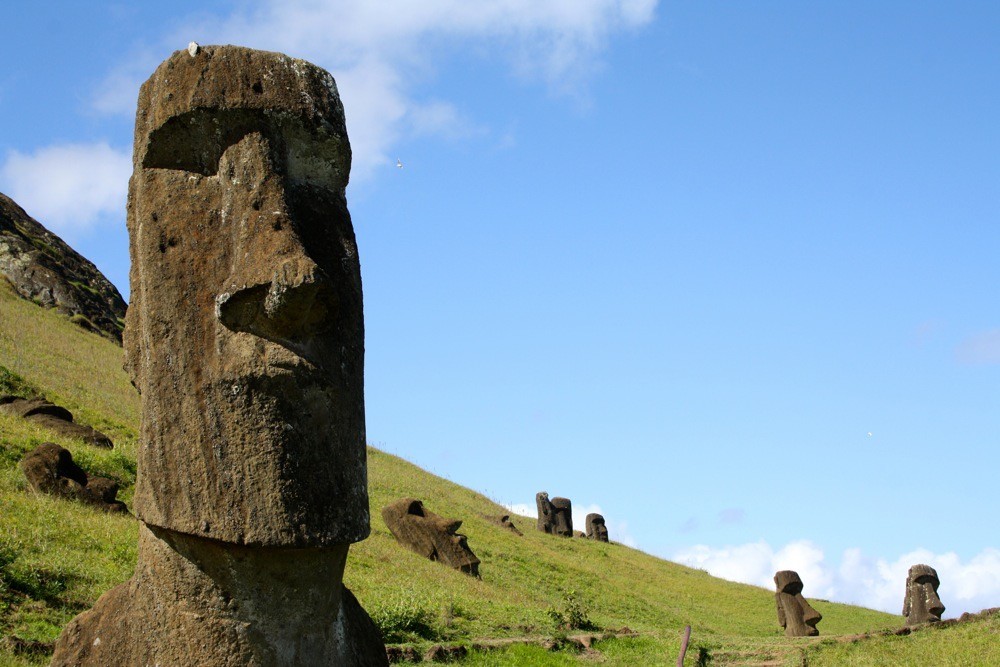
xmin=142 ymin=109 xmax=268 ymax=175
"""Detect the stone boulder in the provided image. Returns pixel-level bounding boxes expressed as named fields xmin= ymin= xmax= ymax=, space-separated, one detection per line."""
xmin=0 ymin=192 xmax=126 ymax=342
xmin=0 ymin=395 xmax=113 ymax=448
xmin=19 ymin=442 xmax=126 ymax=512
xmin=382 ymin=498 xmax=481 ymax=576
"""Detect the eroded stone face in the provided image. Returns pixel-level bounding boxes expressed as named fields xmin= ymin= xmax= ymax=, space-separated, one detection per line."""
xmin=585 ymin=513 xmax=609 ymax=542
xmin=903 ymin=564 xmax=945 ymax=625
xmin=535 ymin=492 xmax=574 ymax=537
xmin=382 ymin=498 xmax=481 ymax=576
xmin=774 ymin=570 xmax=821 ymax=637
xmin=124 ymin=46 xmax=368 ymax=547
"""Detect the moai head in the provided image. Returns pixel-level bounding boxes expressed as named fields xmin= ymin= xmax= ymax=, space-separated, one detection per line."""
xmin=536 ymin=492 xmax=554 ymax=534
xmin=381 ymin=498 xmax=480 ymax=576
xmin=550 ymin=497 xmax=574 ymax=537
xmin=585 ymin=513 xmax=609 ymax=542
xmin=903 ymin=564 xmax=945 ymax=625
xmin=124 ymin=46 xmax=367 ymax=547
xmin=774 ymin=570 xmax=822 ymax=637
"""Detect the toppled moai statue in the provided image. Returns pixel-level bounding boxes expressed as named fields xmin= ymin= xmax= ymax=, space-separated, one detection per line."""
xmin=51 ymin=45 xmax=386 ymax=666
xmin=0 ymin=396 xmax=113 ymax=448
xmin=903 ymin=564 xmax=945 ymax=625
xmin=774 ymin=570 xmax=822 ymax=637
xmin=585 ymin=513 xmax=609 ymax=542
xmin=382 ymin=498 xmax=481 ymax=576
xmin=536 ymin=492 xmax=574 ymax=537
xmin=20 ymin=442 xmax=126 ymax=512
xmin=484 ymin=513 xmax=523 ymax=536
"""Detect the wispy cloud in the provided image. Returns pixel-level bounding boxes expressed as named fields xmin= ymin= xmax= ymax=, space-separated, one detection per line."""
xmin=0 ymin=143 xmax=131 ymax=237
xmin=718 ymin=508 xmax=746 ymax=525
xmin=673 ymin=540 xmax=1000 ymax=617
xmin=94 ymin=0 xmax=658 ymax=181
xmin=955 ymin=329 xmax=1000 ymax=365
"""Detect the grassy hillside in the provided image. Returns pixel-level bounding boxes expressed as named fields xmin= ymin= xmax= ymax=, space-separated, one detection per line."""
xmin=0 ymin=278 xmax=924 ymax=665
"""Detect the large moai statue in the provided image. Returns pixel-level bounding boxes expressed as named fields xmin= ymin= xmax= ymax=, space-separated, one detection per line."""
xmin=51 ymin=45 xmax=387 ymax=666
xmin=903 ymin=564 xmax=945 ymax=625
xmin=382 ymin=498 xmax=481 ymax=576
xmin=585 ymin=513 xmax=609 ymax=542
xmin=535 ymin=492 xmax=573 ymax=537
xmin=774 ymin=570 xmax=822 ymax=637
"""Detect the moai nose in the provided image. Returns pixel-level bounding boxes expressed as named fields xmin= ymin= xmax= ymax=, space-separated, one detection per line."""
xmin=927 ymin=590 xmax=945 ymax=618
xmin=214 ymin=132 xmax=338 ymax=345
xmin=802 ymin=600 xmax=822 ymax=626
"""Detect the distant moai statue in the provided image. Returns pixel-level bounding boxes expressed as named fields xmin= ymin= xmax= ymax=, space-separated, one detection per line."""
xmin=585 ymin=513 xmax=609 ymax=542
xmin=536 ymin=492 xmax=574 ymax=537
xmin=903 ymin=564 xmax=945 ymax=625
xmin=774 ymin=570 xmax=822 ymax=637
xmin=382 ymin=498 xmax=481 ymax=576
xmin=51 ymin=45 xmax=386 ymax=665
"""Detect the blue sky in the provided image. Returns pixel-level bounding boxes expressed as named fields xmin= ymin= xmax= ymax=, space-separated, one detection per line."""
xmin=2 ymin=1 xmax=999 ymax=616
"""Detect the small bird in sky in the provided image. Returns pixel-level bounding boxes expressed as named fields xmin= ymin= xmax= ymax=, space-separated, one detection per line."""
xmin=867 ymin=432 xmax=873 ymax=437
xmin=396 ymin=158 xmax=403 ymax=169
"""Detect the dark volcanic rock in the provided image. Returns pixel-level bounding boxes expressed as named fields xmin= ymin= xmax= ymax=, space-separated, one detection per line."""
xmin=383 ymin=498 xmax=481 ymax=576
xmin=0 ymin=396 xmax=113 ymax=448
xmin=19 ymin=442 xmax=126 ymax=512
xmin=51 ymin=44 xmax=385 ymax=666
xmin=585 ymin=513 xmax=609 ymax=542
xmin=903 ymin=564 xmax=945 ymax=625
xmin=0 ymin=193 xmax=126 ymax=342
xmin=774 ymin=570 xmax=822 ymax=637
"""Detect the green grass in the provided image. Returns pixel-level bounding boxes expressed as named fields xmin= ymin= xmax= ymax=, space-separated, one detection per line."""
xmin=802 ymin=613 xmax=1000 ymax=666
xmin=0 ymin=279 xmax=949 ymax=665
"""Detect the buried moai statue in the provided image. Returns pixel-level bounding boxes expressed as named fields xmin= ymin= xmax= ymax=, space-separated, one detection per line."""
xmin=536 ymin=492 xmax=574 ymax=537
xmin=382 ymin=498 xmax=481 ymax=576
xmin=585 ymin=513 xmax=609 ymax=542
xmin=774 ymin=570 xmax=822 ymax=637
xmin=903 ymin=564 xmax=945 ymax=625
xmin=51 ymin=45 xmax=387 ymax=666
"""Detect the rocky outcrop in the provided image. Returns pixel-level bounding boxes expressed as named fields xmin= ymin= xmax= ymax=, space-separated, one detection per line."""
xmin=0 ymin=396 xmax=113 ymax=448
xmin=0 ymin=193 xmax=126 ymax=342
xmin=51 ymin=45 xmax=385 ymax=665
xmin=19 ymin=442 xmax=126 ymax=512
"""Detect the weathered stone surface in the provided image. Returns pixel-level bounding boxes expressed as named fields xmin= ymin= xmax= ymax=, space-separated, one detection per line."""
xmin=903 ymin=564 xmax=945 ymax=625
xmin=0 ymin=193 xmax=126 ymax=342
xmin=124 ymin=45 xmax=366 ymax=547
xmin=52 ymin=525 xmax=386 ymax=665
xmin=0 ymin=396 xmax=113 ymax=448
xmin=585 ymin=513 xmax=609 ymax=542
xmin=51 ymin=45 xmax=385 ymax=666
xmin=774 ymin=570 xmax=821 ymax=637
xmin=535 ymin=492 xmax=573 ymax=536
xmin=382 ymin=498 xmax=481 ymax=576
xmin=19 ymin=443 xmax=126 ymax=512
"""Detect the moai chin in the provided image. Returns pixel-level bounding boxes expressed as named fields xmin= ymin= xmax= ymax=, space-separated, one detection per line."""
xmin=774 ymin=570 xmax=822 ymax=637
xmin=382 ymin=498 xmax=481 ymax=576
xmin=51 ymin=45 xmax=386 ymax=666
xmin=903 ymin=564 xmax=945 ymax=625
xmin=585 ymin=513 xmax=609 ymax=542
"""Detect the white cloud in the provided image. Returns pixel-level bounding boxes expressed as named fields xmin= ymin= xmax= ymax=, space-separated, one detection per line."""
xmin=0 ymin=143 xmax=131 ymax=237
xmin=95 ymin=0 xmax=658 ymax=181
xmin=955 ymin=329 xmax=1000 ymax=365
xmin=673 ymin=540 xmax=1000 ymax=618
